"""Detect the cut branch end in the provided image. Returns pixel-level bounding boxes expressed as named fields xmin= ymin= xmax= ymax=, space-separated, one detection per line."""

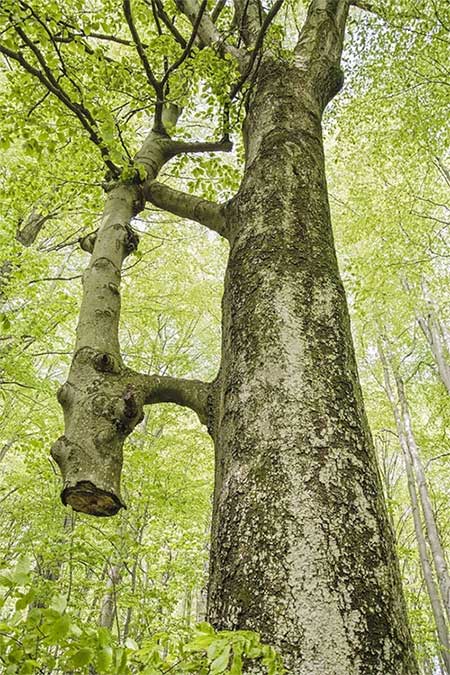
xmin=62 ymin=480 xmax=126 ymax=517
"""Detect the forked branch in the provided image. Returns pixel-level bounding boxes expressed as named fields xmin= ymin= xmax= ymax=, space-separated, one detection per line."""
xmin=0 ymin=41 xmax=120 ymax=175
xmin=123 ymin=0 xmax=162 ymax=94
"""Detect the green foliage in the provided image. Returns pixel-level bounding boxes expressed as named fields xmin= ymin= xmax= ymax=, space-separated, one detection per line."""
xmin=0 ymin=564 xmax=283 ymax=675
xmin=0 ymin=0 xmax=449 ymax=674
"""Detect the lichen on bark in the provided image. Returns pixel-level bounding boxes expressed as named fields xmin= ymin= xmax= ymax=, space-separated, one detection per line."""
xmin=47 ymin=0 xmax=419 ymax=671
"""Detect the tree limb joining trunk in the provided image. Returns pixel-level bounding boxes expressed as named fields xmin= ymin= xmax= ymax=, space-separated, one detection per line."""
xmin=145 ymin=182 xmax=228 ymax=237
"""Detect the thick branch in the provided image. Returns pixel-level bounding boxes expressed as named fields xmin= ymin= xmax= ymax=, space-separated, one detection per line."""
xmin=145 ymin=181 xmax=228 ymax=237
xmin=232 ymin=0 xmax=263 ymax=48
xmin=294 ymin=0 xmax=350 ymax=108
xmin=350 ymin=0 xmax=378 ymax=14
xmin=168 ymin=138 xmax=233 ymax=155
xmin=140 ymin=374 xmax=211 ymax=425
xmin=16 ymin=208 xmax=56 ymax=247
xmin=176 ymin=0 xmax=243 ymax=62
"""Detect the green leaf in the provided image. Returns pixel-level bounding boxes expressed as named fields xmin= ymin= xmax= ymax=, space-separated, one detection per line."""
xmin=97 ymin=646 xmax=113 ymax=672
xmin=210 ymin=645 xmax=231 ymax=675
xmin=50 ymin=594 xmax=67 ymax=615
xmin=71 ymin=648 xmax=94 ymax=667
xmin=98 ymin=626 xmax=111 ymax=648
xmin=47 ymin=614 xmax=71 ymax=644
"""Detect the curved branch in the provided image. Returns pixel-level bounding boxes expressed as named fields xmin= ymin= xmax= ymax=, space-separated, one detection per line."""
xmin=230 ymin=0 xmax=285 ymax=99
xmin=140 ymin=374 xmax=211 ymax=425
xmin=294 ymin=0 xmax=350 ymax=108
xmin=145 ymin=181 xmax=228 ymax=237
xmin=149 ymin=0 xmax=188 ymax=48
xmin=161 ymin=0 xmax=208 ymax=88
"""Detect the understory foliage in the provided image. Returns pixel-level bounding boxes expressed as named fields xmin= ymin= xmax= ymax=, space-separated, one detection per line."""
xmin=0 ymin=0 xmax=449 ymax=673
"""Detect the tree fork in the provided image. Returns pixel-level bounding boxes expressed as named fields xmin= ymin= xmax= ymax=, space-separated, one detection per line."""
xmin=51 ymin=129 xmax=217 ymax=515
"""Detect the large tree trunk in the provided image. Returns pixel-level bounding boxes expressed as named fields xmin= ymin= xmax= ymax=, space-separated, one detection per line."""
xmin=206 ymin=53 xmax=417 ymax=674
xmin=37 ymin=0 xmax=419 ymax=671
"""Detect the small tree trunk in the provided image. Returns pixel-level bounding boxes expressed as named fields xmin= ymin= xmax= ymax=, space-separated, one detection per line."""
xmin=395 ymin=373 xmax=450 ymax=623
xmin=378 ymin=341 xmax=450 ymax=671
xmin=403 ymin=277 xmax=450 ymax=395
xmin=99 ymin=563 xmax=122 ymax=632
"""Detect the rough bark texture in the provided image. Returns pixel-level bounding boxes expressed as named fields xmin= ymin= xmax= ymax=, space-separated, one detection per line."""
xmin=47 ymin=0 xmax=419 ymax=670
xmin=206 ymin=53 xmax=418 ymax=675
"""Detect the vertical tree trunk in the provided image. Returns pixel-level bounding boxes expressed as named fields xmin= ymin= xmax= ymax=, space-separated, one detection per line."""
xmin=378 ymin=344 xmax=450 ymax=674
xmin=99 ymin=563 xmax=122 ymax=632
xmin=403 ymin=277 xmax=450 ymax=394
xmin=395 ymin=371 xmax=450 ymax=623
xmin=207 ymin=51 xmax=417 ymax=673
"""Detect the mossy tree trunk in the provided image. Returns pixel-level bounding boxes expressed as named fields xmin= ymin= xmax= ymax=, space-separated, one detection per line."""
xmin=204 ymin=9 xmax=417 ymax=667
xmin=44 ymin=0 xmax=418 ymax=671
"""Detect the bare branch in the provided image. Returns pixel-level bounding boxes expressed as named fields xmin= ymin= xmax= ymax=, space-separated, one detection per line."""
xmin=149 ymin=0 xmax=188 ymax=48
xmin=211 ymin=0 xmax=227 ymax=23
xmin=294 ymin=0 xmax=350 ymax=108
xmin=230 ymin=0 xmax=285 ymax=99
xmin=139 ymin=373 xmax=211 ymax=425
xmin=16 ymin=208 xmax=57 ymax=247
xmin=123 ymin=0 xmax=162 ymax=94
xmin=176 ymin=0 xmax=243 ymax=62
xmin=168 ymin=137 xmax=233 ymax=155
xmin=145 ymin=181 xmax=228 ymax=237
xmin=161 ymin=0 xmax=208 ymax=88
xmin=233 ymin=0 xmax=264 ymax=48
xmin=350 ymin=0 xmax=378 ymax=13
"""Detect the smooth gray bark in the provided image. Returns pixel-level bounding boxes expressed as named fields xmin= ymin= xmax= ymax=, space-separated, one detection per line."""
xmin=379 ymin=343 xmax=450 ymax=674
xmin=403 ymin=277 xmax=450 ymax=395
xmin=99 ymin=563 xmax=122 ymax=631
xmin=395 ymin=372 xmax=450 ymax=624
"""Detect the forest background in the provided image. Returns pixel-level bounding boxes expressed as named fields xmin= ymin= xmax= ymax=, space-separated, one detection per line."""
xmin=0 ymin=0 xmax=449 ymax=673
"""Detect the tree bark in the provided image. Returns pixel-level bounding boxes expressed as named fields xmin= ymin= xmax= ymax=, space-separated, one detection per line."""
xmin=42 ymin=0 xmax=419 ymax=670
xmin=205 ymin=21 xmax=418 ymax=672
xmin=51 ymin=131 xmax=213 ymax=515
xmin=403 ymin=277 xmax=450 ymax=395
xmin=417 ymin=280 xmax=450 ymax=395
xmin=99 ymin=563 xmax=122 ymax=632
